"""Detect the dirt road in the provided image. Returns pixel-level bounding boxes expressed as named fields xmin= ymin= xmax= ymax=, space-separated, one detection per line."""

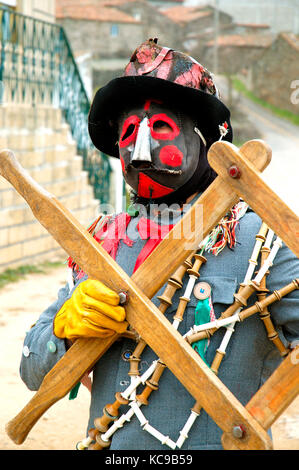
xmin=0 ymin=265 xmax=298 ymax=450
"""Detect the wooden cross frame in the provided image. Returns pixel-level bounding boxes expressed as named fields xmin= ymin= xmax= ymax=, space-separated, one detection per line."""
xmin=1 ymin=140 xmax=298 ymax=450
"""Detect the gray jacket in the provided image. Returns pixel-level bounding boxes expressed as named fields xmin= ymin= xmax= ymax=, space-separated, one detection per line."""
xmin=20 ymin=209 xmax=299 ymax=450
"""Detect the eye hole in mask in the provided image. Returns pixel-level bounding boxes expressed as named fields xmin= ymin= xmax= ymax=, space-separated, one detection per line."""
xmin=149 ymin=113 xmax=180 ymax=141
xmin=152 ymin=120 xmax=172 ymax=135
xmin=120 ymin=115 xmax=140 ymax=148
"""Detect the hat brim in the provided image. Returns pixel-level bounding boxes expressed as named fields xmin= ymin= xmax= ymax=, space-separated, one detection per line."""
xmin=88 ymin=75 xmax=232 ymax=158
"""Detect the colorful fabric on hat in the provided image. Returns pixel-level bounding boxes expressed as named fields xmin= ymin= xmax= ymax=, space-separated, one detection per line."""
xmin=125 ymin=39 xmax=218 ymax=96
xmin=88 ymin=39 xmax=233 ymax=159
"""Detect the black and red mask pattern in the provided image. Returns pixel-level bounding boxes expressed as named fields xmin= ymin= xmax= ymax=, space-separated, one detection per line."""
xmin=118 ymin=100 xmax=205 ymax=203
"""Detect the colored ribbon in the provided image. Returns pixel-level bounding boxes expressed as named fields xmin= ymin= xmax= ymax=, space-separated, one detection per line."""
xmin=192 ymin=296 xmax=215 ymax=366
xmin=133 ymin=217 xmax=174 ymax=273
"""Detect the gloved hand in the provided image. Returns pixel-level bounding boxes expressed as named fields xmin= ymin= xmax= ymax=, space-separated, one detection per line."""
xmin=54 ymin=279 xmax=128 ymax=340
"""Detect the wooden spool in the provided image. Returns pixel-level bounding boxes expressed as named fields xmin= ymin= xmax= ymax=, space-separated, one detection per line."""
xmin=129 ymin=256 xmax=195 ymax=377
xmin=233 ymin=282 xmax=260 ymax=308
xmin=187 ymin=254 xmax=207 ymax=278
xmin=157 ymin=278 xmax=183 ymax=311
xmin=170 ymin=254 xmax=194 ymax=284
xmin=136 ymin=361 xmax=166 ymax=406
xmin=255 ymin=248 xmax=290 ymax=357
xmin=239 ymin=279 xmax=299 ymax=322
xmin=87 ymin=428 xmax=103 ymax=450
xmin=210 ymin=349 xmax=226 ymax=375
xmin=94 ymin=392 xmax=129 ymax=433
xmin=173 ymin=296 xmax=189 ymax=323
xmin=95 ymin=433 xmax=111 ymax=448
xmin=157 ymin=255 xmax=195 ymax=310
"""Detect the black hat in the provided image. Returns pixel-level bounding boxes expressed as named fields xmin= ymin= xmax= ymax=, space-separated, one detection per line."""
xmin=88 ymin=39 xmax=232 ymax=158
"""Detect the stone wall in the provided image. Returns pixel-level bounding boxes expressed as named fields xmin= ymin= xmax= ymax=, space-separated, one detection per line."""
xmin=251 ymin=34 xmax=299 ymax=114
xmin=58 ymin=18 xmax=144 ymax=60
xmin=0 ymin=105 xmax=99 ymax=272
xmin=202 ymin=43 xmax=271 ymax=75
xmin=116 ymin=1 xmax=179 ymax=49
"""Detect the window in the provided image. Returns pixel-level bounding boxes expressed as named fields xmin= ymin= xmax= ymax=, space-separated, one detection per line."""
xmin=110 ymin=24 xmax=119 ymax=37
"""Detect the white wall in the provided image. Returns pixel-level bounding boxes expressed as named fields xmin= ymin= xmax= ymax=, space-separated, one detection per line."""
xmin=16 ymin=0 xmax=55 ymax=22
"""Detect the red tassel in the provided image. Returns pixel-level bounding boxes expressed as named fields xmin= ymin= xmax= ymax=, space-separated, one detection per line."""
xmin=133 ymin=217 xmax=173 ymax=272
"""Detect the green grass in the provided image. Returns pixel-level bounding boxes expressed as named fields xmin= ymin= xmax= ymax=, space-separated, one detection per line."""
xmin=0 ymin=261 xmax=65 ymax=290
xmin=232 ymin=78 xmax=299 ymax=127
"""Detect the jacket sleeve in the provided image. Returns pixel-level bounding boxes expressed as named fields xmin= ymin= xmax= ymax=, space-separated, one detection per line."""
xmin=19 ymin=282 xmax=71 ymax=391
xmin=266 ymin=239 xmax=299 ymax=346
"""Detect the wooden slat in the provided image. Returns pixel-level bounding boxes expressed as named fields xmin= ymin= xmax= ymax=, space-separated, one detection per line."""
xmin=221 ymin=346 xmax=299 ymax=449
xmin=208 ymin=140 xmax=299 ymax=257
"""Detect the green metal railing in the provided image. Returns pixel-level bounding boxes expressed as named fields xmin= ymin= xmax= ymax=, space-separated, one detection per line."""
xmin=0 ymin=6 xmax=111 ymax=204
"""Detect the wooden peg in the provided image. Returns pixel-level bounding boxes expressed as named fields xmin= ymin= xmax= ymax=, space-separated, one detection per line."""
xmin=210 ymin=349 xmax=226 ymax=375
xmin=255 ymin=247 xmax=289 ymax=357
xmin=94 ymin=392 xmax=129 ymax=433
xmin=187 ymin=254 xmax=207 ymax=278
xmin=233 ymin=281 xmax=260 ymax=307
xmin=191 ymin=401 xmax=202 ymax=414
xmin=173 ymin=296 xmax=189 ymax=323
xmin=254 ymin=247 xmax=270 ymax=293
xmin=136 ymin=361 xmax=166 ymax=405
xmin=157 ymin=278 xmax=182 ymax=311
xmin=240 ymin=279 xmax=299 ymax=322
xmin=128 ymin=339 xmax=147 ymax=376
xmin=170 ymin=254 xmax=194 ymax=285
xmin=86 ymin=428 xmax=103 ymax=450
xmin=259 ymin=308 xmax=289 ymax=356
xmin=95 ymin=433 xmax=111 ymax=448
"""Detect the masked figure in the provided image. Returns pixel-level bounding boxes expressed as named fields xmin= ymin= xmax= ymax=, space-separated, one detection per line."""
xmin=20 ymin=39 xmax=299 ymax=451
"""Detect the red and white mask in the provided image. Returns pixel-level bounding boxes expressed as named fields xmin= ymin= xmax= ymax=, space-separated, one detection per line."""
xmin=118 ymin=100 xmax=201 ymax=200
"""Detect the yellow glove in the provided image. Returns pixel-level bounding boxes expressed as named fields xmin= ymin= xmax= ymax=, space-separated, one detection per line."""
xmin=54 ymin=279 xmax=128 ymax=340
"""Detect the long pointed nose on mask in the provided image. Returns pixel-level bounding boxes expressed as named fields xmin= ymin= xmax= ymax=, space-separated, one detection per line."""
xmin=131 ymin=117 xmax=152 ymax=167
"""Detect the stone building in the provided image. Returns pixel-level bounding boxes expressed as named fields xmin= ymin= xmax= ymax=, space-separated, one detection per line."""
xmin=231 ymin=23 xmax=271 ymax=36
xmin=161 ymin=4 xmax=233 ymax=53
xmin=251 ymin=32 xmax=299 ymax=114
xmin=201 ymin=33 xmax=273 ymax=76
xmin=107 ymin=0 xmax=178 ymax=47
xmin=56 ymin=0 xmax=143 ymax=60
xmin=56 ymin=0 xmax=177 ymax=92
xmin=203 ymin=0 xmax=299 ymax=35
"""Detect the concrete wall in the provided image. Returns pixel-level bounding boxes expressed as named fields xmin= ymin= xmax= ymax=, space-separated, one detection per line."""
xmin=0 ymin=105 xmax=99 ymax=272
